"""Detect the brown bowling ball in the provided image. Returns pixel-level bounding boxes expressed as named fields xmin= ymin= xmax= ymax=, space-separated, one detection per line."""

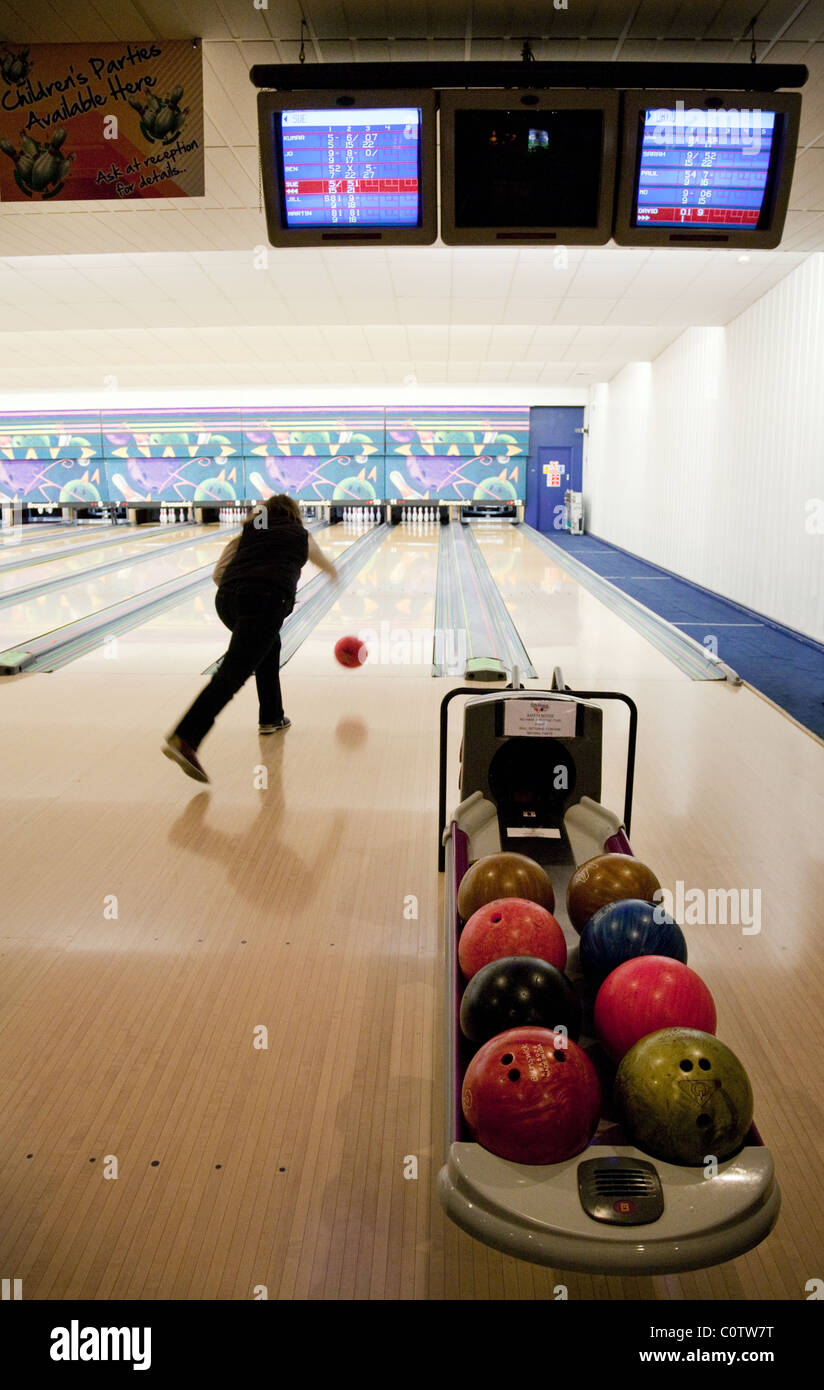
xmin=566 ymin=853 xmax=661 ymax=934
xmin=457 ymin=852 xmax=555 ymax=921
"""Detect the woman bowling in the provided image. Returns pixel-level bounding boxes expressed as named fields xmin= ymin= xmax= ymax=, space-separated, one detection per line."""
xmin=163 ymin=494 xmax=338 ymax=783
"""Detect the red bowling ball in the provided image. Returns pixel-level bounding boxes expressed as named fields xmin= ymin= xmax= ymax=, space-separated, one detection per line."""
xmin=462 ymin=1026 xmax=602 ymax=1165
xmin=458 ymin=897 xmax=567 ymax=979
xmin=334 ymin=635 xmax=368 ymax=667
xmin=594 ymin=956 xmax=717 ymax=1062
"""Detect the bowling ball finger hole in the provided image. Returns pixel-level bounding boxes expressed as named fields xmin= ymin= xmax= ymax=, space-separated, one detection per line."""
xmin=553 ymin=1050 xmax=566 ymax=1062
xmin=507 ymin=1069 xmax=521 ymax=1082
xmin=679 ymin=1060 xmax=694 ymax=1071
xmin=699 ymin=1058 xmax=711 ymax=1069
xmin=500 ymin=1053 xmax=514 ymax=1065
xmin=491 ymin=913 xmax=502 ymax=923
xmin=696 ymin=1114 xmax=712 ymax=1128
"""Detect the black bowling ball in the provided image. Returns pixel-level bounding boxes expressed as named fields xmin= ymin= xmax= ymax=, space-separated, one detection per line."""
xmin=460 ymin=955 xmax=581 ymax=1045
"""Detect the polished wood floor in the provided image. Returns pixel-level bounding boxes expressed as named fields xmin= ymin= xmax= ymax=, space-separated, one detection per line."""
xmin=0 ymin=519 xmax=822 ymax=1299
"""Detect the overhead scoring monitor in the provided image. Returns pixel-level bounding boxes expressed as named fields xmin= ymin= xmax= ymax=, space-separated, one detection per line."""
xmin=439 ymin=88 xmax=619 ymax=246
xmin=614 ymin=90 xmax=801 ymax=248
xmin=257 ymin=89 xmax=438 ymax=246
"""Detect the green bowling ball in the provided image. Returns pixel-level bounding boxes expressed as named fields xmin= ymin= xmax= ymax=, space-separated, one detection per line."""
xmin=332 ymin=476 xmax=375 ymax=501
xmin=614 ymin=1027 xmax=754 ymax=1167
xmin=474 ymin=476 xmax=517 ymax=502
xmin=290 ymin=430 xmax=330 ymax=445
xmin=435 ymin=429 xmax=474 ymax=444
xmin=193 ymin=477 xmax=235 ymax=502
xmin=159 ymin=432 xmax=190 ymax=453
xmin=59 ymin=479 xmax=101 ymax=504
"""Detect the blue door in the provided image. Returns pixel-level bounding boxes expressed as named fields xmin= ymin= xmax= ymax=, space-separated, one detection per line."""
xmin=537 ymin=446 xmax=572 ymax=534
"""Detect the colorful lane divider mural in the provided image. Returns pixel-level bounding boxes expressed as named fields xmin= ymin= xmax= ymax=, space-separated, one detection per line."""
xmin=0 ymin=408 xmax=530 ymax=506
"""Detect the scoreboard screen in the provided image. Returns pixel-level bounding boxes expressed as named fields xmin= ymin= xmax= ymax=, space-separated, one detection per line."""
xmin=279 ymin=107 xmax=422 ymax=229
xmin=614 ymin=91 xmax=801 ymax=248
xmin=634 ymin=107 xmax=777 ymax=229
xmin=257 ymin=89 xmax=437 ymax=246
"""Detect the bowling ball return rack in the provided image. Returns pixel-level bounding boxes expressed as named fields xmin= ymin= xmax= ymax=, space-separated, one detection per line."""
xmin=437 ymin=681 xmax=781 ymax=1274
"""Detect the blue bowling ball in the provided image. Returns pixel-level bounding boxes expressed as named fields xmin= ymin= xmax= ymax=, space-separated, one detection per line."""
xmin=579 ymin=899 xmax=687 ymax=987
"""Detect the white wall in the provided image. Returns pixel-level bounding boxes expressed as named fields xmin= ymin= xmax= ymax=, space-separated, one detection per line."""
xmin=585 ymin=254 xmax=824 ymax=642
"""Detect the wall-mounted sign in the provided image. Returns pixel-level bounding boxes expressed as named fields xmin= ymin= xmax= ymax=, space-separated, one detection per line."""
xmin=0 ymin=39 xmax=203 ymax=200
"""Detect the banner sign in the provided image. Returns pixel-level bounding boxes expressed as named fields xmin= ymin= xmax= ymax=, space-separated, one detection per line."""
xmin=0 ymin=40 xmax=203 ymax=200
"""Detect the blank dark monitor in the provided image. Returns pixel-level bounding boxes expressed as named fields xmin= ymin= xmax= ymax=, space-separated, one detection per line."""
xmin=614 ymin=90 xmax=801 ymax=248
xmin=257 ymin=89 xmax=438 ymax=246
xmin=439 ymin=89 xmax=619 ymax=246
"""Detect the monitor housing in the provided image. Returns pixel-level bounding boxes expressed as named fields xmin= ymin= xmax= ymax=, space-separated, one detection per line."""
xmin=614 ymin=89 xmax=801 ymax=249
xmin=257 ymin=88 xmax=438 ymax=246
xmin=439 ymin=88 xmax=620 ymax=246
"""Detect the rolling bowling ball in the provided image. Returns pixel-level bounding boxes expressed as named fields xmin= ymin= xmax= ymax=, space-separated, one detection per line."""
xmin=460 ymin=956 xmax=581 ymax=1044
xmin=458 ymin=897 xmax=567 ymax=979
xmin=457 ymin=852 xmax=555 ymax=921
xmin=594 ymin=956 xmax=717 ymax=1062
xmin=579 ymin=899 xmax=687 ymax=988
xmin=462 ymin=1026 xmax=601 ymax=1165
xmin=334 ymin=635 xmax=368 ymax=667
xmin=566 ymin=853 xmax=661 ymax=934
xmin=614 ymin=1027 xmax=754 ymax=1166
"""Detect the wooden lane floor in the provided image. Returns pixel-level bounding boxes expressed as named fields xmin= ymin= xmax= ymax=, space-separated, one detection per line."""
xmin=0 ymin=521 xmax=441 ymax=1299
xmin=1 ymin=516 xmax=821 ymax=1299
xmin=467 ymin=520 xmax=824 ymax=1300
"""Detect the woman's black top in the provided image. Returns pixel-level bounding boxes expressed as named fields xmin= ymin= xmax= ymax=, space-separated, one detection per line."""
xmin=219 ymin=517 xmax=309 ymax=611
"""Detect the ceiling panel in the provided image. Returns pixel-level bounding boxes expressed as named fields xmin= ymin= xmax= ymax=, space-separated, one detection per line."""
xmin=0 ymin=0 xmax=821 ymax=390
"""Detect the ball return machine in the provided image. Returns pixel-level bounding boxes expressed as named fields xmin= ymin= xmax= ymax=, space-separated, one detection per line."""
xmin=437 ymin=673 xmax=780 ymax=1273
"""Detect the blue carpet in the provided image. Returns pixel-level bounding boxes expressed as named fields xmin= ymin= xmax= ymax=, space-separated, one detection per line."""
xmin=549 ymin=533 xmax=824 ymax=739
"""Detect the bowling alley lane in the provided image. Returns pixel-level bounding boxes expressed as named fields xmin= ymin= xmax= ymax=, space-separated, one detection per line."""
xmin=0 ymin=519 xmax=206 ymax=594
xmin=64 ymin=519 xmax=436 ymax=684
xmin=0 ymin=524 xmax=228 ymax=650
xmin=2 ymin=505 xmax=822 ymax=1302
xmin=0 ymin=519 xmax=128 ymax=560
